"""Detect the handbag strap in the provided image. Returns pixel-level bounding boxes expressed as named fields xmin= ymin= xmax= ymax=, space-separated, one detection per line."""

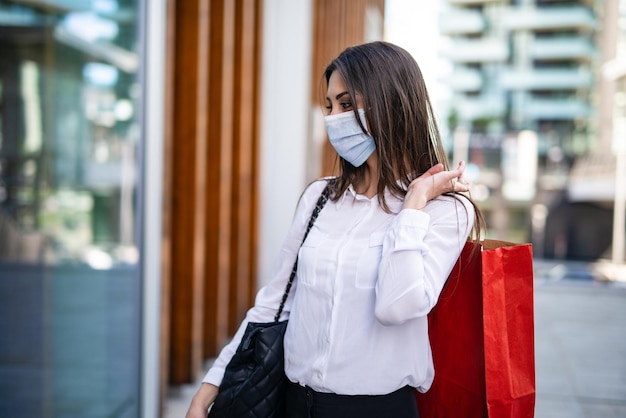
xmin=274 ymin=179 xmax=334 ymax=322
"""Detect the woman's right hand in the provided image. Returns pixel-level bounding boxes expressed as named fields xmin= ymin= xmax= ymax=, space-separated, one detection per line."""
xmin=402 ymin=160 xmax=470 ymax=211
xmin=185 ymin=383 xmax=219 ymax=418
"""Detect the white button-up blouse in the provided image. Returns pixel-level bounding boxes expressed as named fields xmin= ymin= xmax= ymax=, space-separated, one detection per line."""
xmin=203 ymin=178 xmax=475 ymax=395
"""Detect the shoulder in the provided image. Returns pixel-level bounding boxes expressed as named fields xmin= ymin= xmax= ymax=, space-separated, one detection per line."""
xmin=299 ymin=176 xmax=336 ymax=202
xmin=424 ymin=193 xmax=476 ymax=226
xmin=294 ymin=176 xmax=336 ymax=215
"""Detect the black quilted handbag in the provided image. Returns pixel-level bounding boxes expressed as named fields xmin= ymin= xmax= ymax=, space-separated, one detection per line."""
xmin=208 ymin=181 xmax=333 ymax=418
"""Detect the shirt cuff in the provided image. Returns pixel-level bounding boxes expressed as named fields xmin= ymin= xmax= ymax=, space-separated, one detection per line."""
xmin=202 ymin=366 xmax=225 ymax=387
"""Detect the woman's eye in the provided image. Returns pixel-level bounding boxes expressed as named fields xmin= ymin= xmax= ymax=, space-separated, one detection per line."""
xmin=324 ymin=105 xmax=332 ymax=114
xmin=340 ymin=102 xmax=352 ymax=110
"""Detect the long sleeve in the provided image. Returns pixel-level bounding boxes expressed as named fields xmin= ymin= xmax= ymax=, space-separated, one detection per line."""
xmin=374 ymin=195 xmax=474 ymax=325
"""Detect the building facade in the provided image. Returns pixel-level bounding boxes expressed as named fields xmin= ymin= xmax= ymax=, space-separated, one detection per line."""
xmin=439 ymin=0 xmax=624 ymax=260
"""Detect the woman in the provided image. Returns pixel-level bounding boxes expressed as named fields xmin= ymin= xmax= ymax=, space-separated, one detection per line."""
xmin=186 ymin=41 xmax=484 ymax=418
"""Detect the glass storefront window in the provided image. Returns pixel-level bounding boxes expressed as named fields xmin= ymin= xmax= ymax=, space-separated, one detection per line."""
xmin=0 ymin=1 xmax=144 ymax=417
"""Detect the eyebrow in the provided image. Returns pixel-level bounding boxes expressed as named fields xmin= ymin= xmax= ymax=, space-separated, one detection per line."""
xmin=326 ymin=91 xmax=350 ymax=101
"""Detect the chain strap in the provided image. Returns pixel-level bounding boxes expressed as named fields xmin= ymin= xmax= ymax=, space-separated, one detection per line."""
xmin=274 ymin=179 xmax=335 ymax=322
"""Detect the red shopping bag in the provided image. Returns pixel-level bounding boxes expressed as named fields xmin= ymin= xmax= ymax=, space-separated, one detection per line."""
xmin=416 ymin=240 xmax=535 ymax=418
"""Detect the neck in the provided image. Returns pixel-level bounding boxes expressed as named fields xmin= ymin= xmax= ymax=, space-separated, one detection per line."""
xmin=354 ymin=156 xmax=379 ymax=198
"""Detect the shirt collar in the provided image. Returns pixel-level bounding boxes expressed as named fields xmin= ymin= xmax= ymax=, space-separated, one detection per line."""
xmin=335 ymin=184 xmax=356 ymax=209
xmin=335 ymin=182 xmax=405 ymax=212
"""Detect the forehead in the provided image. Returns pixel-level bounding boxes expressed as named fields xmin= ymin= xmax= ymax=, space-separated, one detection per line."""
xmin=326 ymin=71 xmax=347 ymax=96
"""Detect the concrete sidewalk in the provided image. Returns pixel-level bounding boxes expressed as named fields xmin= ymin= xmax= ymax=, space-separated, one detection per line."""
xmin=534 ymin=277 xmax=626 ymax=418
xmin=164 ymin=268 xmax=626 ymax=418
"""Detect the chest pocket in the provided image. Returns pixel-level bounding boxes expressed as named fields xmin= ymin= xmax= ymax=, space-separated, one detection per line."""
xmin=298 ymin=233 xmax=325 ymax=287
xmin=355 ymin=231 xmax=385 ymax=289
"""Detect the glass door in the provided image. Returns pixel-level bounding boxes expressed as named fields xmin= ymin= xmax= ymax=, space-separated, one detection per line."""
xmin=0 ymin=1 xmax=144 ymax=417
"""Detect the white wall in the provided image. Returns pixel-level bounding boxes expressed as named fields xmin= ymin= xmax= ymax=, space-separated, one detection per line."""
xmin=258 ymin=0 xmax=314 ymax=286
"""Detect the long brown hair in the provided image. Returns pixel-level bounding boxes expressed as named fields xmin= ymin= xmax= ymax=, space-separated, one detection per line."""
xmin=324 ymin=41 xmax=485 ymax=240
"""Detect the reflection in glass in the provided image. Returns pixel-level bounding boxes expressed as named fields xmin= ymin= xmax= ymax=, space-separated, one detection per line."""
xmin=0 ymin=1 xmax=143 ymax=416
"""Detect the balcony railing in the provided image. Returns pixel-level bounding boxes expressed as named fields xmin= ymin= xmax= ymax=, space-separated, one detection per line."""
xmin=503 ymin=6 xmax=595 ymax=31
xmin=442 ymin=38 xmax=509 ymax=63
xmin=448 ymin=0 xmax=510 ymax=5
xmin=439 ymin=9 xmax=485 ymax=35
xmin=521 ymin=98 xmax=591 ymax=120
xmin=455 ymin=95 xmax=507 ymax=120
xmin=530 ymin=37 xmax=596 ymax=61
xmin=500 ymin=68 xmax=592 ymax=90
xmin=446 ymin=68 xmax=483 ymax=92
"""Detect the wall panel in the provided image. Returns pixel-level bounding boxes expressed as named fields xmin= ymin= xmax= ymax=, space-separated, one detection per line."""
xmin=164 ymin=0 xmax=263 ymax=386
xmin=167 ymin=0 xmax=208 ymax=385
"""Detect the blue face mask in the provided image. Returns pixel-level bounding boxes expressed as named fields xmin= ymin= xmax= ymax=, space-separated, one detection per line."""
xmin=324 ymin=109 xmax=376 ymax=167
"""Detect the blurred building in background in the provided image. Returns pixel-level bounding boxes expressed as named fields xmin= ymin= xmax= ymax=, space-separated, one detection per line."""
xmin=0 ymin=0 xmax=384 ymax=417
xmin=439 ymin=0 xmax=624 ymax=261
